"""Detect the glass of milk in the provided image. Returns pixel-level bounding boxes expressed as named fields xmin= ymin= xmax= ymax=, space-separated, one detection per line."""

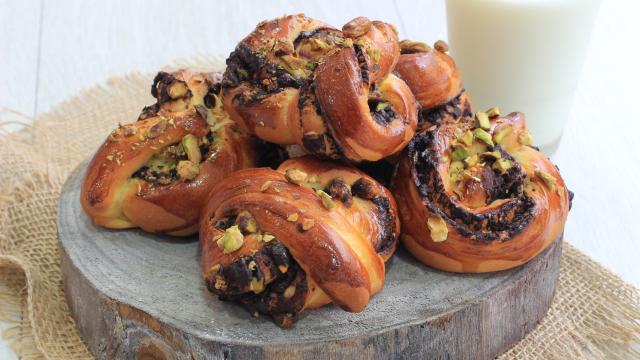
xmin=446 ymin=0 xmax=601 ymax=155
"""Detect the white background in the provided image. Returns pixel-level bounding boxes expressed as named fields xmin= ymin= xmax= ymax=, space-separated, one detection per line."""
xmin=1 ymin=0 xmax=638 ymax=358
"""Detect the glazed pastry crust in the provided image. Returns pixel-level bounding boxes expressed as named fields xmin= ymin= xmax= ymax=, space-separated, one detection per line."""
xmin=392 ymin=112 xmax=570 ymax=272
xmin=221 ymin=14 xmax=418 ymax=162
xmin=200 ymin=156 xmax=399 ymax=327
xmin=395 ymin=41 xmax=462 ymax=111
xmin=81 ymin=69 xmax=258 ymax=236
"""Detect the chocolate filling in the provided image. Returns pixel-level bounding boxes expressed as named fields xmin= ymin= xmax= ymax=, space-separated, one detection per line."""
xmin=131 ymin=131 xmax=214 ymax=186
xmin=356 ymin=160 xmax=396 ymax=187
xmin=419 ymin=90 xmax=472 ymax=127
xmin=353 ymin=44 xmax=369 ymax=84
xmin=325 ymin=178 xmax=353 ymax=207
xmin=207 ymin=214 xmax=308 ymax=327
xmin=150 ymin=71 xmax=193 ymax=106
xmin=408 ymin=132 xmax=535 ymax=243
xmin=256 ymin=141 xmax=289 ymax=169
xmin=222 ymin=44 xmax=304 ymax=106
xmin=368 ymin=98 xmax=398 ymax=126
xmin=351 ymin=177 xmax=397 ymax=255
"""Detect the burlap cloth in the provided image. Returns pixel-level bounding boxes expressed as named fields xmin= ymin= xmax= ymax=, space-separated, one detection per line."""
xmin=0 ymin=58 xmax=638 ymax=359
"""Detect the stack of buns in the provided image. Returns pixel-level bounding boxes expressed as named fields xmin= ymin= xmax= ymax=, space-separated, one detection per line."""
xmin=81 ymin=14 xmax=571 ymax=327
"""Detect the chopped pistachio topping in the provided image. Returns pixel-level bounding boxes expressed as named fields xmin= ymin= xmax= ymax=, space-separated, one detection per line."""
xmin=261 ymin=234 xmax=275 ymax=243
xmin=476 ymin=112 xmax=491 ymax=130
xmin=181 ymin=134 xmax=202 ymax=164
xmin=485 ymin=106 xmax=501 ymax=118
xmin=236 ymin=68 xmax=249 ymax=79
xmin=535 ymin=170 xmax=557 ymax=190
xmin=493 ymin=158 xmax=513 ymax=173
xmin=434 ymin=40 xmax=449 ymax=52
xmin=399 ymin=39 xmax=431 ymax=53
xmin=493 ymin=125 xmax=513 ymax=145
xmin=427 ymin=215 xmax=449 ymax=242
xmin=375 ymin=102 xmax=389 ymax=112
xmin=177 ymin=160 xmax=199 ymax=180
xmin=287 ymin=213 xmax=299 ymax=222
xmin=260 ymin=181 xmax=272 ymax=192
xmin=451 ymin=146 xmax=469 ymax=161
xmin=283 ymin=285 xmax=296 ymax=299
xmin=301 ymin=218 xmax=315 ymax=231
xmin=168 ymin=82 xmax=188 ymax=99
xmin=285 ymin=168 xmax=308 ymax=184
xmin=481 ymin=151 xmax=502 ymax=159
xmin=373 ymin=50 xmax=381 ymax=62
xmin=214 ymin=277 xmax=227 ymax=290
xmin=449 ymin=160 xmax=465 ymax=183
xmin=248 ymin=260 xmax=257 ymax=270
xmin=464 ymin=154 xmax=479 ymax=167
xmin=474 ymin=128 xmax=494 ymax=147
xmin=250 ymin=277 xmax=265 ymax=294
xmin=518 ymin=130 xmax=533 ymax=146
xmin=217 ymin=225 xmax=244 ymax=254
xmin=316 ymin=189 xmax=335 ymax=209
xmin=147 ymin=119 xmax=167 ymax=139
xmin=461 ymin=130 xmax=474 ymax=146
xmin=236 ymin=211 xmax=258 ymax=233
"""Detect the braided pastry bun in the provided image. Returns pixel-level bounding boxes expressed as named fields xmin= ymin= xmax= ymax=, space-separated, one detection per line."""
xmin=221 ymin=14 xmax=418 ymax=162
xmin=81 ymin=69 xmax=258 ymax=236
xmin=200 ymin=156 xmax=399 ymax=327
xmin=392 ymin=110 xmax=571 ymax=272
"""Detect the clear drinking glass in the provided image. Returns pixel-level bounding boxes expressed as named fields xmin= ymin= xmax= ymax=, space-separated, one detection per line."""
xmin=446 ymin=0 xmax=601 ymax=155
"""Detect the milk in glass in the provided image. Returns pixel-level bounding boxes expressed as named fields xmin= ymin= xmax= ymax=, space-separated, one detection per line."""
xmin=446 ymin=0 xmax=601 ymax=155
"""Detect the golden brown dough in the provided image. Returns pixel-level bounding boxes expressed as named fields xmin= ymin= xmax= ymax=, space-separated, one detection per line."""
xmin=394 ymin=40 xmax=473 ymax=131
xmin=200 ymin=156 xmax=399 ymax=327
xmin=81 ymin=69 xmax=258 ymax=236
xmin=392 ymin=110 xmax=571 ymax=272
xmin=395 ymin=40 xmax=462 ymax=111
xmin=221 ymin=14 xmax=418 ymax=162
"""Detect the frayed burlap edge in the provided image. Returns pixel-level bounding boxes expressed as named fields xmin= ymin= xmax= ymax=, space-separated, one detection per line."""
xmin=0 ymin=56 xmax=638 ymax=359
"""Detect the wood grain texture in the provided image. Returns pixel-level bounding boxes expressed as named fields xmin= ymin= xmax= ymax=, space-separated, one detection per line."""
xmin=59 ymin=162 xmax=561 ymax=360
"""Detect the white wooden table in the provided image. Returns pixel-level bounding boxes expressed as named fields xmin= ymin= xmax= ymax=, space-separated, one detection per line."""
xmin=1 ymin=0 xmax=638 ymax=358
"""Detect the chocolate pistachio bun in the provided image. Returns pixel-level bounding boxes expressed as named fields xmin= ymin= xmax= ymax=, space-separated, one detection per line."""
xmin=200 ymin=156 xmax=399 ymax=327
xmin=221 ymin=14 xmax=418 ymax=162
xmin=392 ymin=109 xmax=571 ymax=272
xmin=81 ymin=69 xmax=259 ymax=236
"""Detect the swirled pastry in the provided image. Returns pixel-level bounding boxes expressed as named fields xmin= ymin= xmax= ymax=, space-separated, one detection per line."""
xmin=221 ymin=14 xmax=418 ymax=162
xmin=200 ymin=156 xmax=399 ymax=327
xmin=395 ymin=39 xmax=472 ymax=129
xmin=392 ymin=110 xmax=571 ymax=272
xmin=81 ymin=69 xmax=258 ymax=236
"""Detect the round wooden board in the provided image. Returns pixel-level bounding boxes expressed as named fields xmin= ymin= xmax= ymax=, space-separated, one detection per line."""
xmin=58 ymin=162 xmax=561 ymax=360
